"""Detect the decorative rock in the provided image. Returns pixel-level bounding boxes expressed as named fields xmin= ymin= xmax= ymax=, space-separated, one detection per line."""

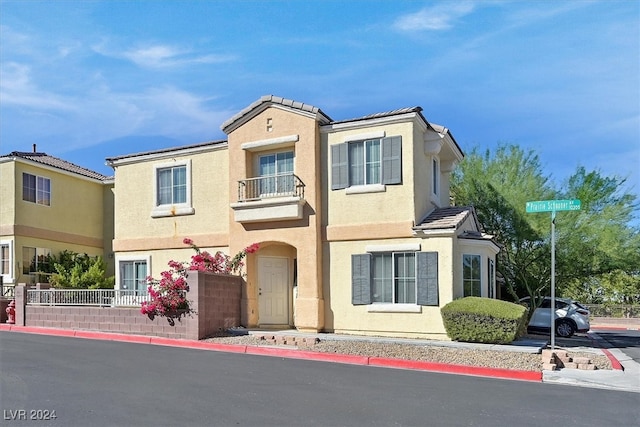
xmin=202 ymin=334 xmax=614 ymax=372
xmin=543 ymin=363 xmax=557 ymax=371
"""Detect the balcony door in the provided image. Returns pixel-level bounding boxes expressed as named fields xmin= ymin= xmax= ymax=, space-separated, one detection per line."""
xmin=259 ymin=151 xmax=294 ymax=197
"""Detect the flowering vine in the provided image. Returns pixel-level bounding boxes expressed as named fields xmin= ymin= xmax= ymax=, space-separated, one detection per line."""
xmin=141 ymin=238 xmax=259 ymax=324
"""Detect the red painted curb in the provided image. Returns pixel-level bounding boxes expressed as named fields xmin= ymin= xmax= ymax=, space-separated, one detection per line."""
xmin=586 ymin=332 xmax=624 ymax=371
xmin=245 ymin=346 xmax=370 ymax=365
xmin=1 ymin=326 xmax=542 ymax=381
xmin=600 ymin=348 xmax=624 ymax=371
xmin=368 ymin=357 xmax=542 ymax=381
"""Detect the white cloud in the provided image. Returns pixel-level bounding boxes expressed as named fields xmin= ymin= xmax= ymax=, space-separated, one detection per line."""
xmin=0 ymin=62 xmax=75 ymax=111
xmin=94 ymin=41 xmax=236 ymax=68
xmin=393 ymin=1 xmax=476 ymax=31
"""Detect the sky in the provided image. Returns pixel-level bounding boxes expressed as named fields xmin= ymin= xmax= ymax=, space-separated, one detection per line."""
xmin=1 ymin=1 xmax=638 ymax=205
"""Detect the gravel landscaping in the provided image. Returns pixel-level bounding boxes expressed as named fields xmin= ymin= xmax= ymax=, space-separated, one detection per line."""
xmin=202 ymin=333 xmax=612 ymax=372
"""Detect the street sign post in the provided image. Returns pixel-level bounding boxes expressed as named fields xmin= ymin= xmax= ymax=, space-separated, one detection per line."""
xmin=526 ymin=199 xmax=581 ymax=350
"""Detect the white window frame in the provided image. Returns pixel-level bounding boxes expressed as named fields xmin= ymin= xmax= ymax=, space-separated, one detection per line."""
xmin=116 ymin=255 xmax=151 ymax=292
xmin=371 ymin=251 xmax=417 ymax=305
xmin=463 ymin=254 xmax=482 ymax=297
xmin=432 ymin=157 xmax=439 ymax=196
xmin=349 ymin=139 xmax=382 ymax=187
xmin=151 ymin=160 xmax=194 ymax=218
xmin=22 ymin=172 xmax=51 ymax=206
xmin=488 ymin=258 xmax=495 ymax=299
xmin=257 ymin=150 xmax=295 ymax=196
xmin=0 ymin=240 xmax=14 ymax=283
xmin=343 ymin=131 xmax=387 ymax=194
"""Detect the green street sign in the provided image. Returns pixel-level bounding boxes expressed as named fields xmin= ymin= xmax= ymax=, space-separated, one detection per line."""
xmin=526 ymin=199 xmax=581 ymax=213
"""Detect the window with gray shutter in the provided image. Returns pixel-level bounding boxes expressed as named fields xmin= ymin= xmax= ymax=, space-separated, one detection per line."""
xmin=381 ymin=136 xmax=402 ymax=185
xmin=331 ymin=143 xmax=349 ymax=190
xmin=416 ymin=252 xmax=438 ymax=306
xmin=351 ymin=254 xmax=371 ymax=305
xmin=331 ymin=135 xmax=402 ymax=190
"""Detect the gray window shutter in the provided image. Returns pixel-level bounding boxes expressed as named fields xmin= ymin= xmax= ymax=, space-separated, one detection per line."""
xmin=417 ymin=252 xmax=438 ymax=306
xmin=381 ymin=136 xmax=402 ymax=185
xmin=351 ymin=254 xmax=371 ymax=305
xmin=331 ymin=143 xmax=349 ymax=190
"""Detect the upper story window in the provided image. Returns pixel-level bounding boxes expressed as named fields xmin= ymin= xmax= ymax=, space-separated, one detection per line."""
xmin=151 ymin=160 xmax=194 ymax=218
xmin=157 ymin=165 xmax=186 ymax=205
xmin=331 ymin=136 xmax=402 ymax=192
xmin=432 ymin=157 xmax=439 ymax=196
xmin=258 ymin=151 xmax=294 ymax=195
xmin=23 ymin=173 xmax=51 ymax=206
xmin=349 ymin=139 xmax=381 ymax=186
xmin=463 ymin=254 xmax=482 ymax=297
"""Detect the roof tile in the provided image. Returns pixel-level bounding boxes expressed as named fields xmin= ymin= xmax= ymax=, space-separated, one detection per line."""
xmin=414 ymin=206 xmax=471 ymax=230
xmin=1 ymin=151 xmax=109 ymax=181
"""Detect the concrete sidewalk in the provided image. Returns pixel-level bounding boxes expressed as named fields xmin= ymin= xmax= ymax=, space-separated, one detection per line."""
xmin=542 ymin=331 xmax=640 ymax=393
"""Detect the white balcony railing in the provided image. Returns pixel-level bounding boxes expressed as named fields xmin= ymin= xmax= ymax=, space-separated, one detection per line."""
xmin=237 ymin=173 xmax=305 ymax=202
xmin=26 ymin=289 xmax=150 ymax=307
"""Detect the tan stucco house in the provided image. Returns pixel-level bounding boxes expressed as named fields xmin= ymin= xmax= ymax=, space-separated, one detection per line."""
xmin=0 ymin=148 xmax=114 ymax=290
xmin=106 ymin=95 xmax=499 ymax=339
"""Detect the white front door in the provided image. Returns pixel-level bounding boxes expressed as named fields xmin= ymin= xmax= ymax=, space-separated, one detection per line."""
xmin=258 ymin=257 xmax=289 ymax=325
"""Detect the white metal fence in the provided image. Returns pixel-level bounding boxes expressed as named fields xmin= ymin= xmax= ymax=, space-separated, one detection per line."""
xmin=26 ymin=289 xmax=150 ymax=307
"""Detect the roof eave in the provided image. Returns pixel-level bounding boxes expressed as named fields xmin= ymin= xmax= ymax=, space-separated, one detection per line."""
xmin=3 ymin=156 xmax=109 ymax=183
xmin=106 ymin=140 xmax=228 ymax=167
xmin=221 ymin=95 xmax=332 ymax=134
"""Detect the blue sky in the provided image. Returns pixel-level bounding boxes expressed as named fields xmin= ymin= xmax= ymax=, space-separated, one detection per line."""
xmin=1 ymin=1 xmax=638 ymax=202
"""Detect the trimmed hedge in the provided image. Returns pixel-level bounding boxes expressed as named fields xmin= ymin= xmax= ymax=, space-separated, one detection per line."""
xmin=441 ymin=297 xmax=528 ymax=344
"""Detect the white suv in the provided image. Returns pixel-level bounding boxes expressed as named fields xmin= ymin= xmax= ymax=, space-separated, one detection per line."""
xmin=520 ymin=297 xmax=590 ymax=338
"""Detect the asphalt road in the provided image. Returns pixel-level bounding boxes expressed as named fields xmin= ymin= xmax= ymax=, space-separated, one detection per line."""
xmin=594 ymin=329 xmax=640 ymax=364
xmin=1 ymin=332 xmax=638 ymax=427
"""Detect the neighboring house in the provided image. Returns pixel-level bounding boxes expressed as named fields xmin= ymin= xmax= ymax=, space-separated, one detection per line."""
xmin=106 ymin=95 xmax=499 ymax=339
xmin=0 ymin=147 xmax=114 ymax=290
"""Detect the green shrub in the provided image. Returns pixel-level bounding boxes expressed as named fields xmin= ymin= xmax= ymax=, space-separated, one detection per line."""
xmin=441 ymin=297 xmax=528 ymax=344
xmin=49 ymin=251 xmax=114 ymax=289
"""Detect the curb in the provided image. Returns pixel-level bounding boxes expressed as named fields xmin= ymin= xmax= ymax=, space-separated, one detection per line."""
xmin=0 ymin=324 xmax=542 ymax=382
xmin=591 ymin=325 xmax=640 ymax=331
xmin=586 ymin=331 xmax=624 ymax=370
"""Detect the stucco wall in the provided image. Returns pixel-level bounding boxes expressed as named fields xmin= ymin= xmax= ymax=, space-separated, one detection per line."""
xmin=454 ymin=238 xmax=500 ymax=300
xmin=1 ymin=160 xmax=108 ymax=285
xmin=0 ymin=161 xmax=16 ymax=230
xmin=226 ymin=106 xmax=325 ymax=332
xmin=14 ymin=163 xmax=104 ymax=241
xmin=112 ymin=146 xmax=230 ymax=246
xmin=322 ymin=122 xmax=417 ymax=228
xmin=323 ymin=237 xmax=455 ymax=339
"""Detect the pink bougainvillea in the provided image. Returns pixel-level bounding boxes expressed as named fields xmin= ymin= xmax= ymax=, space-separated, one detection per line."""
xmin=141 ymin=238 xmax=259 ymax=322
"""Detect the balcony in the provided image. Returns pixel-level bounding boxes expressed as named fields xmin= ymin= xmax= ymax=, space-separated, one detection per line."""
xmin=230 ymin=173 xmax=306 ymax=223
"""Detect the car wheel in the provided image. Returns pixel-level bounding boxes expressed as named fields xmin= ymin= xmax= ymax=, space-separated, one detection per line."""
xmin=556 ymin=320 xmax=575 ymax=338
